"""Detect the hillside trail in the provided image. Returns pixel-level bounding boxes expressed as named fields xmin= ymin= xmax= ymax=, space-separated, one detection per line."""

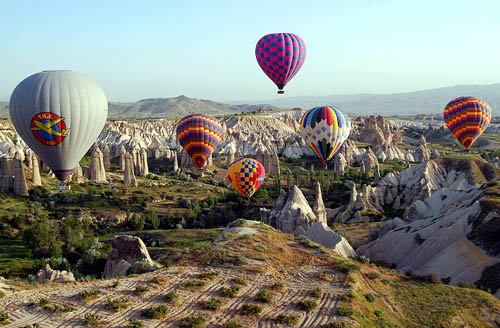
xmin=0 ymin=265 xmax=351 ymax=327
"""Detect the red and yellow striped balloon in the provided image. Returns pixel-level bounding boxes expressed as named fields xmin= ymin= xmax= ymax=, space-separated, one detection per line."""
xmin=443 ymin=96 xmax=491 ymax=150
xmin=176 ymin=114 xmax=223 ymax=169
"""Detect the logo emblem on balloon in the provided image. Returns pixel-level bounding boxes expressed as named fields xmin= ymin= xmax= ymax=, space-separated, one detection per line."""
xmin=30 ymin=112 xmax=69 ymax=146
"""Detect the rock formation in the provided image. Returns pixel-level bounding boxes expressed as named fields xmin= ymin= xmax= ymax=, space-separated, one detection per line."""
xmin=261 ymin=185 xmax=356 ymax=257
xmin=0 ymin=152 xmax=14 ymax=193
xmin=103 ymin=145 xmax=111 ymax=171
xmin=312 ymin=182 xmax=327 ymax=224
xmin=124 ymin=152 xmax=137 ymax=186
xmin=13 ymin=152 xmax=28 ymax=196
xmin=226 ymin=150 xmax=235 ymax=168
xmin=173 ymin=151 xmax=179 ymax=173
xmin=104 ymin=235 xmax=161 ymax=278
xmin=90 ymin=147 xmax=107 ymax=183
xmin=35 ymin=264 xmax=75 ymax=283
xmin=333 ymin=153 xmax=347 ymax=176
xmin=270 ymin=152 xmax=280 ymax=175
xmin=138 ymin=148 xmax=149 ymax=176
xmin=120 ymin=146 xmax=126 ymax=171
xmin=31 ymin=153 xmax=41 ymax=186
xmin=72 ymin=164 xmax=85 ymax=183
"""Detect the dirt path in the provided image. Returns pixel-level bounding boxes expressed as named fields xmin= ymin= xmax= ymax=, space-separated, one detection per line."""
xmin=0 ymin=265 xmax=349 ymax=327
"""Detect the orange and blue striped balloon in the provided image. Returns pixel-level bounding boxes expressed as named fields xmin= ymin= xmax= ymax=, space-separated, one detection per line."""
xmin=176 ymin=114 xmax=223 ymax=169
xmin=227 ymin=158 xmax=265 ymax=200
xmin=300 ymin=106 xmax=351 ymax=165
xmin=444 ymin=96 xmax=491 ymax=150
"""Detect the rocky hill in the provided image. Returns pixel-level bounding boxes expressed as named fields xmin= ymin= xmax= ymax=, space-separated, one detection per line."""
xmin=249 ymin=83 xmax=500 ymax=115
xmin=0 ymin=97 xmax=282 ymax=119
xmin=1 ymin=220 xmax=499 ymax=327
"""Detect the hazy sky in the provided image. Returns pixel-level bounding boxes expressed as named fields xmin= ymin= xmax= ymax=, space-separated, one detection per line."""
xmin=1 ymin=0 xmax=500 ymax=102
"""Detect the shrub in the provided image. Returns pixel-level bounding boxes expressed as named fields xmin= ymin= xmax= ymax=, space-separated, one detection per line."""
xmin=151 ymin=276 xmax=169 ymax=284
xmin=323 ymin=322 xmax=348 ymax=328
xmin=141 ymin=305 xmax=169 ymax=319
xmin=233 ymin=277 xmax=249 ymax=286
xmin=297 ymin=299 xmax=317 ymax=311
xmin=270 ymin=282 xmax=284 ymax=291
xmin=220 ymin=286 xmax=240 ymax=298
xmin=135 ymin=285 xmax=150 ymax=295
xmin=111 ymin=280 xmax=120 ymax=288
xmin=310 ymin=287 xmax=322 ymax=298
xmin=199 ymin=298 xmax=222 ymax=311
xmin=177 ymin=315 xmax=207 ymax=328
xmin=336 ymin=306 xmax=354 ymax=317
xmin=104 ymin=297 xmax=129 ymax=312
xmin=183 ymin=280 xmax=205 ymax=289
xmin=330 ymin=259 xmax=360 ymax=274
xmin=339 ymin=293 xmax=354 ymax=302
xmin=222 ymin=320 xmax=245 ymax=328
xmin=366 ymin=272 xmax=381 ymax=280
xmin=241 ymin=304 xmax=262 ymax=316
xmin=127 ymin=318 xmax=144 ymax=328
xmin=255 ymin=290 xmax=273 ymax=303
xmin=78 ymin=290 xmax=100 ymax=301
xmin=0 ymin=312 xmax=8 ymax=322
xmin=198 ymin=271 xmax=219 ymax=280
xmin=364 ymin=293 xmax=376 ymax=303
xmin=164 ymin=290 xmax=179 ymax=304
xmin=277 ymin=314 xmax=298 ymax=325
xmin=62 ymin=303 xmax=75 ymax=312
xmin=83 ymin=313 xmax=102 ymax=326
xmin=458 ymin=281 xmax=477 ymax=289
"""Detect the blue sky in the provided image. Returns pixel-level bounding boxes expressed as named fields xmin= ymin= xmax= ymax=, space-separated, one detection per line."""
xmin=1 ymin=0 xmax=500 ymax=102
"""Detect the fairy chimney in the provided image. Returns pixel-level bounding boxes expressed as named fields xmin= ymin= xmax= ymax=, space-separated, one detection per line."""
xmin=124 ymin=152 xmax=137 ymax=186
xmin=103 ymin=145 xmax=111 ymax=171
xmin=119 ymin=146 xmax=126 ymax=171
xmin=13 ymin=152 xmax=28 ymax=196
xmin=31 ymin=153 xmax=42 ymax=186
xmin=90 ymin=147 xmax=107 ymax=183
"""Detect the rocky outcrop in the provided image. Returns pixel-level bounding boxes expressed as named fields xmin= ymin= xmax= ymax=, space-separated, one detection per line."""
xmin=173 ymin=151 xmax=179 ymax=173
xmin=124 ymin=152 xmax=137 ymax=186
xmin=138 ymin=148 xmax=149 ymax=176
xmin=72 ymin=164 xmax=85 ymax=183
xmin=31 ymin=153 xmax=41 ymax=186
xmin=312 ymin=183 xmax=327 ymax=224
xmin=261 ymin=185 xmax=356 ymax=257
xmin=119 ymin=146 xmax=126 ymax=171
xmin=104 ymin=235 xmax=161 ymax=278
xmin=13 ymin=152 xmax=28 ymax=196
xmin=358 ymin=181 xmax=499 ymax=289
xmin=226 ymin=150 xmax=235 ymax=168
xmin=103 ymin=145 xmax=111 ymax=171
xmin=35 ymin=264 xmax=75 ymax=283
xmin=90 ymin=147 xmax=107 ymax=183
xmin=333 ymin=153 xmax=347 ymax=176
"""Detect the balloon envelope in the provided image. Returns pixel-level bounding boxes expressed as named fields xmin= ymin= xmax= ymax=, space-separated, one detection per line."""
xmin=227 ymin=158 xmax=265 ymax=199
xmin=300 ymin=106 xmax=351 ymax=165
xmin=9 ymin=70 xmax=108 ymax=181
xmin=255 ymin=33 xmax=306 ymax=92
xmin=444 ymin=96 xmax=491 ymax=150
xmin=176 ymin=114 xmax=223 ymax=169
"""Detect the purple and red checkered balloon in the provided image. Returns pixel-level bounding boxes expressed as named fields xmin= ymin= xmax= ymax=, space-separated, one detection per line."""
xmin=255 ymin=33 xmax=306 ymax=94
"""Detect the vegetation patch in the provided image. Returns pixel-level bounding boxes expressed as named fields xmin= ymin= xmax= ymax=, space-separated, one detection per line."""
xmin=183 ymin=280 xmax=206 ymax=289
xmin=164 ymin=290 xmax=179 ymax=304
xmin=336 ymin=306 xmax=354 ymax=317
xmin=151 ymin=275 xmax=169 ymax=284
xmin=141 ymin=304 xmax=169 ymax=319
xmin=222 ymin=320 xmax=245 ymax=328
xmin=83 ymin=313 xmax=103 ymax=327
xmin=127 ymin=318 xmax=144 ymax=328
xmin=198 ymin=271 xmax=219 ymax=280
xmin=310 ymin=287 xmax=322 ymax=298
xmin=297 ymin=298 xmax=317 ymax=311
xmin=220 ymin=285 xmax=240 ymax=298
xmin=177 ymin=315 xmax=207 ymax=328
xmin=240 ymin=303 xmax=262 ymax=316
xmin=78 ymin=289 xmax=101 ymax=301
xmin=104 ymin=297 xmax=129 ymax=312
xmin=232 ymin=277 xmax=249 ymax=286
xmin=199 ymin=298 xmax=222 ymax=311
xmin=255 ymin=289 xmax=273 ymax=303
xmin=134 ymin=285 xmax=150 ymax=295
xmin=276 ymin=314 xmax=298 ymax=325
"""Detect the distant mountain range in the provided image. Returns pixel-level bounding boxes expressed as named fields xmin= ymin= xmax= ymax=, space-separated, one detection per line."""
xmin=244 ymin=83 xmax=500 ymax=115
xmin=1 ymin=83 xmax=500 ymax=119
xmin=0 ymin=95 xmax=281 ymax=119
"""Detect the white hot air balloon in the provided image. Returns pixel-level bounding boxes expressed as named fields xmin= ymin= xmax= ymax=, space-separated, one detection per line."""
xmin=9 ymin=70 xmax=108 ymax=181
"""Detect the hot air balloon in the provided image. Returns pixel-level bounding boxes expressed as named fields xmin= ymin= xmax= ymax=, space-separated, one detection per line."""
xmin=227 ymin=158 xmax=265 ymax=201
xmin=444 ymin=96 xmax=491 ymax=150
xmin=255 ymin=33 xmax=306 ymax=94
xmin=300 ymin=106 xmax=351 ymax=168
xmin=176 ymin=114 xmax=223 ymax=174
xmin=9 ymin=70 xmax=108 ymax=182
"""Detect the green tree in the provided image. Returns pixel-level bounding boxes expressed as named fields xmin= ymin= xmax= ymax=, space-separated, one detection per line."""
xmin=23 ymin=220 xmax=57 ymax=249
xmin=148 ymin=208 xmax=160 ymax=230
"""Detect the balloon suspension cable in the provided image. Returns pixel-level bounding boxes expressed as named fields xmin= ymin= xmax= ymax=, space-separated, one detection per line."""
xmin=277 ymin=90 xmax=285 ymax=94
xmin=246 ymin=197 xmax=251 ymax=207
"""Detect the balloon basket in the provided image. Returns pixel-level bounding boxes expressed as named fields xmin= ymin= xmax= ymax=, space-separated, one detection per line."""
xmin=56 ymin=183 xmax=71 ymax=191
xmin=277 ymin=90 xmax=285 ymax=94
